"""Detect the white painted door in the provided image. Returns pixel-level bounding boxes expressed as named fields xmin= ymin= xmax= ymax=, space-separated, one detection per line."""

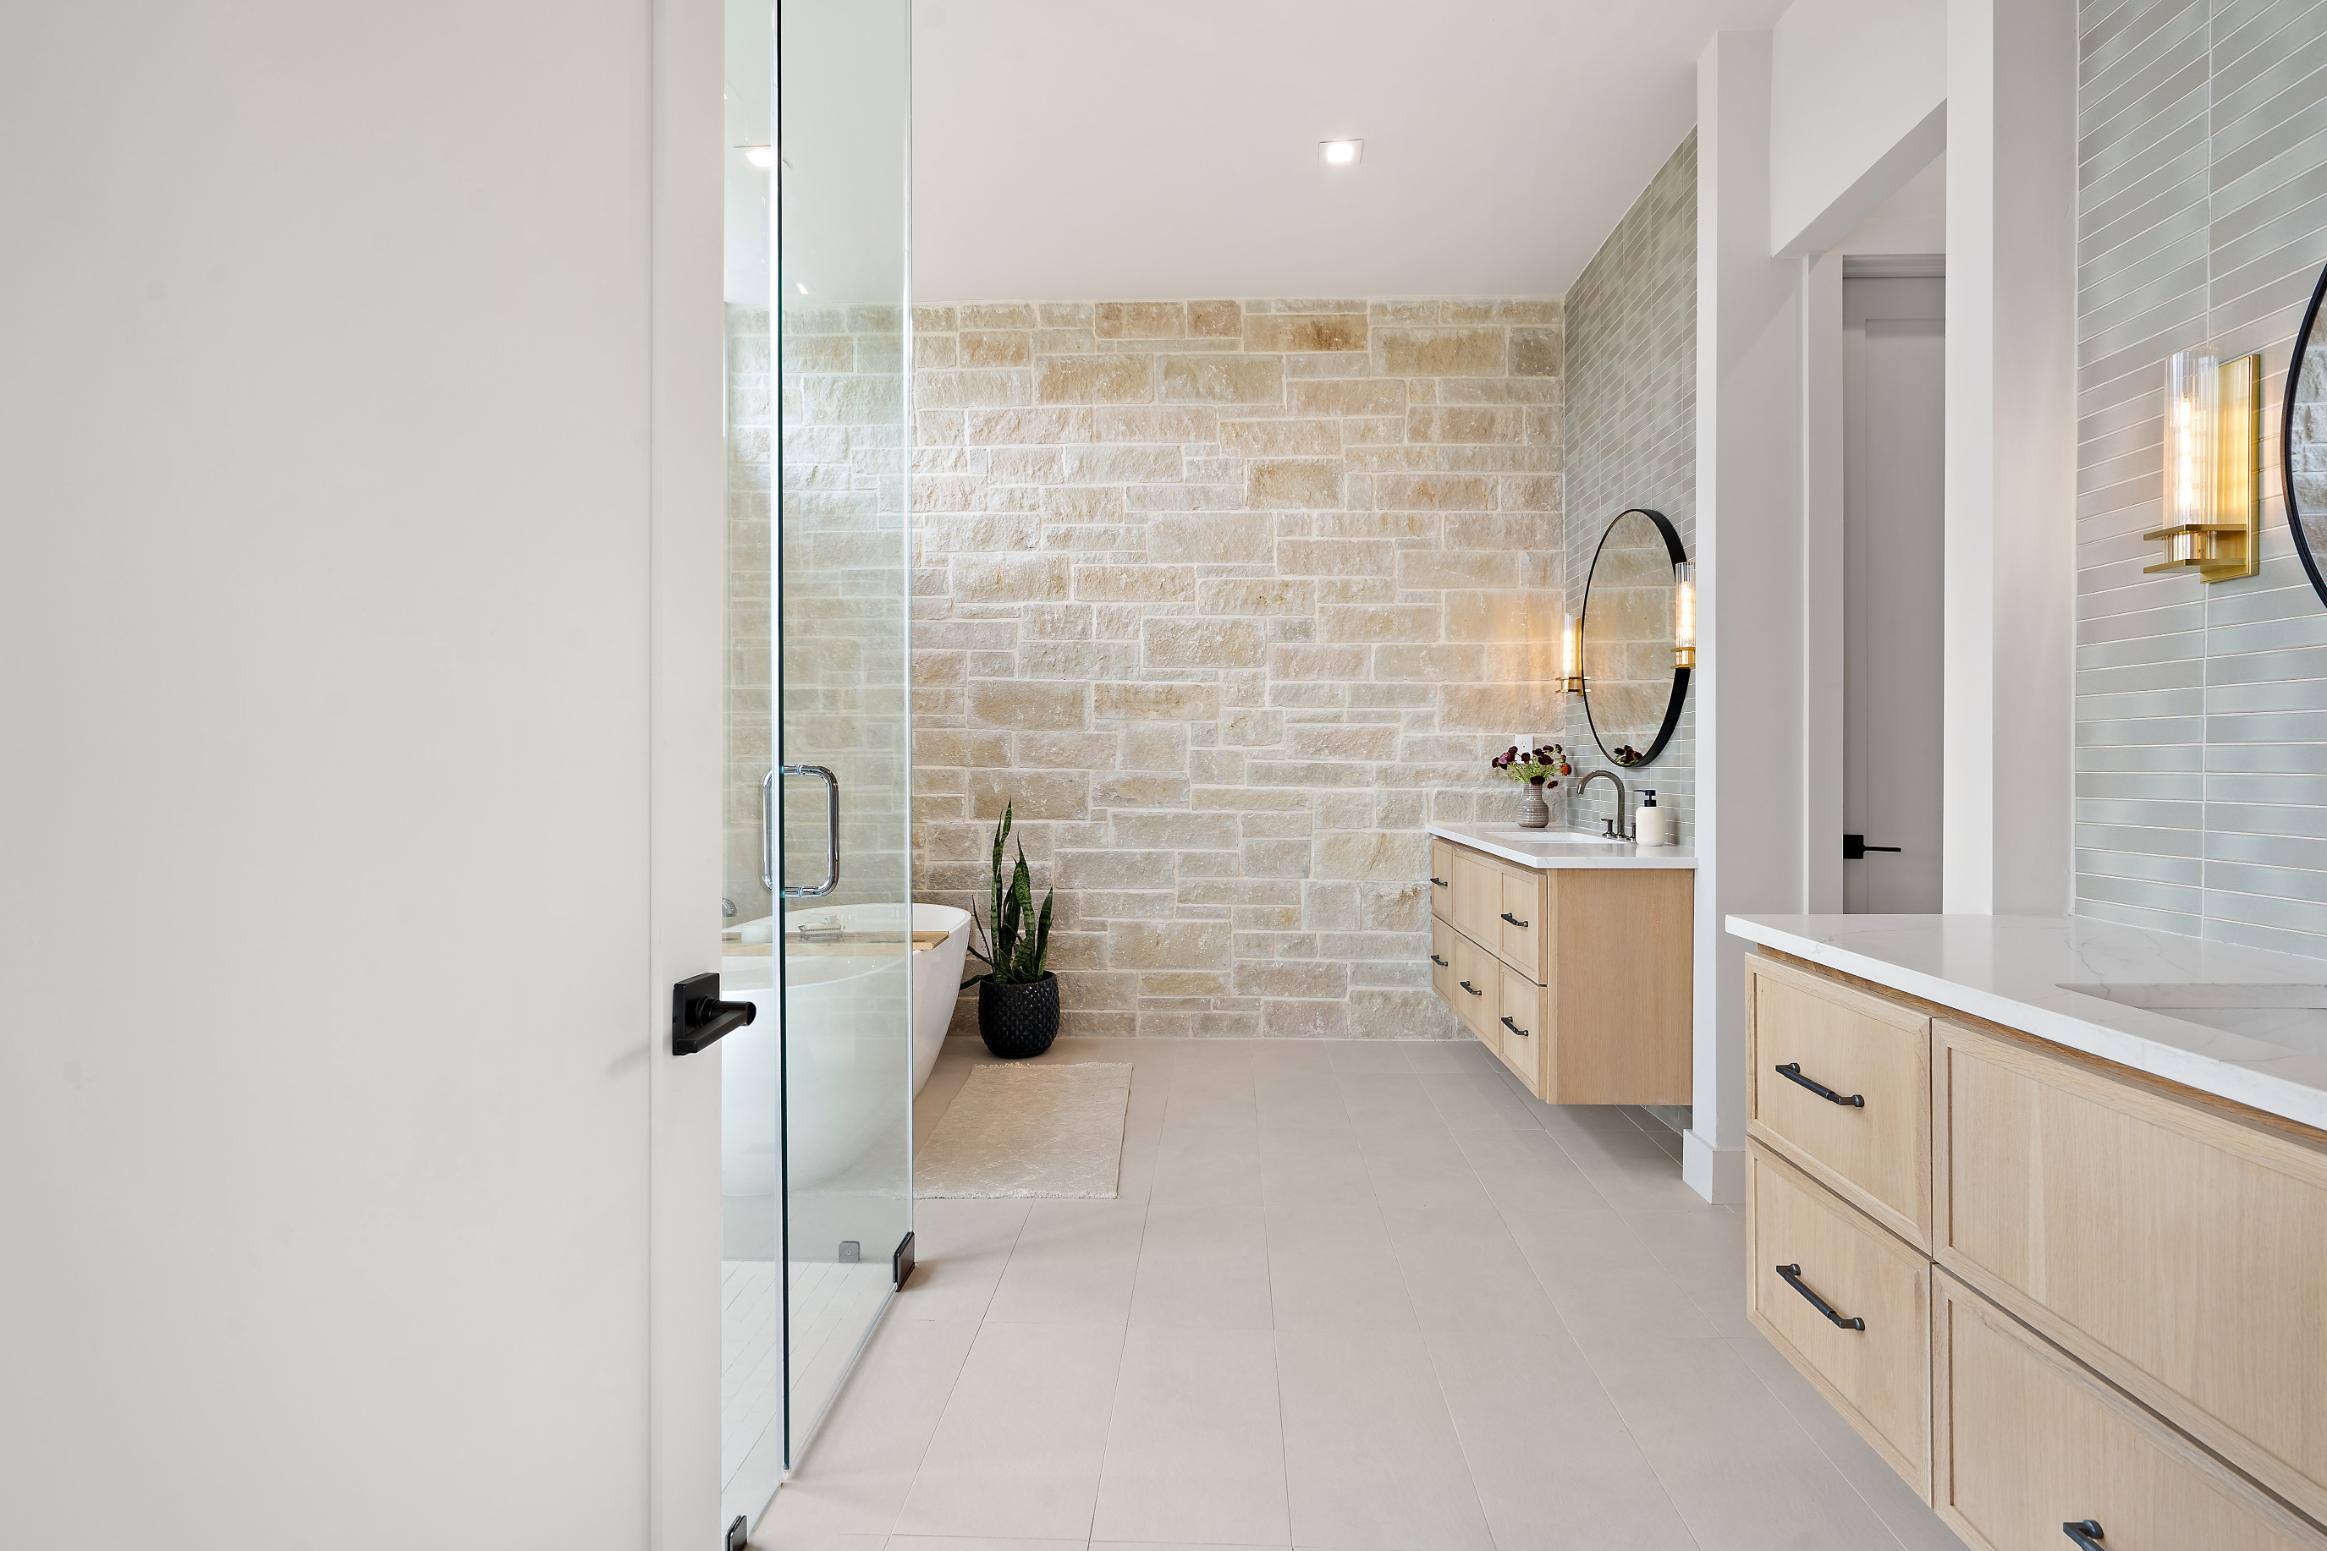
xmin=1842 ymin=274 xmax=1946 ymax=913
xmin=0 ymin=2 xmax=729 ymax=1547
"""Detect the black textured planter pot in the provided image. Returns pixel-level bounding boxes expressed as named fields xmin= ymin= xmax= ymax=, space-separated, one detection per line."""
xmin=978 ymin=972 xmax=1059 ymax=1059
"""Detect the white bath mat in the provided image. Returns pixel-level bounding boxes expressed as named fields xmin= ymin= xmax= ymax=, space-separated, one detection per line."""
xmin=915 ymin=1062 xmax=1131 ymax=1200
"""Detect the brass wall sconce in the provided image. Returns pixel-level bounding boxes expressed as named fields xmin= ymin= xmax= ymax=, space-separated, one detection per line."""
xmin=1559 ymin=612 xmax=1584 ymax=694
xmin=2146 ymin=348 xmax=2261 ymax=582
xmin=1672 ymin=561 xmax=1696 ymax=669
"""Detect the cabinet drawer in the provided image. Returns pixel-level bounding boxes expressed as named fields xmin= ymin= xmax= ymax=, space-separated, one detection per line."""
xmin=1746 ymin=955 xmax=1931 ymax=1247
xmin=1935 ymin=1020 xmax=2327 ymax=1527
xmin=1429 ymin=919 xmax=1454 ymax=1001
xmin=1496 ymin=869 xmax=1547 ymax=981
xmin=1428 ymin=839 xmax=1455 ymax=921
xmin=1934 ymin=1271 xmax=2326 ymax=1551
xmin=1747 ymin=1144 xmax=1930 ymax=1497
xmin=1451 ymin=847 xmax=1502 ymax=945
xmin=1496 ymin=963 xmax=1545 ymax=1090
xmin=1450 ymin=934 xmax=1499 ymax=1044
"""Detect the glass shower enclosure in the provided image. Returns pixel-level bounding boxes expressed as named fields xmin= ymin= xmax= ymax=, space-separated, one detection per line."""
xmin=720 ymin=0 xmax=912 ymax=1526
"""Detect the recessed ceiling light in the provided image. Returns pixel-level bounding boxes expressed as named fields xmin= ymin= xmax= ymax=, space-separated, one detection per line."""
xmin=1320 ymin=138 xmax=1363 ymax=167
xmin=742 ymin=145 xmax=774 ymax=170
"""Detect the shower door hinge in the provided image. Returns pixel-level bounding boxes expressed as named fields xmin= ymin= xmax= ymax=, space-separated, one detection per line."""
xmin=726 ymin=1515 xmax=748 ymax=1551
xmin=893 ymin=1230 xmax=916 ymax=1289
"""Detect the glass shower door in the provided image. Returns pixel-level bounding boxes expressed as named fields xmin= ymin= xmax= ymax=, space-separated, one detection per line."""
xmin=720 ymin=0 xmax=911 ymax=1527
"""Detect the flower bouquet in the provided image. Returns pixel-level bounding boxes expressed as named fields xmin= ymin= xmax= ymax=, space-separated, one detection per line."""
xmin=1491 ymin=742 xmax=1571 ymax=829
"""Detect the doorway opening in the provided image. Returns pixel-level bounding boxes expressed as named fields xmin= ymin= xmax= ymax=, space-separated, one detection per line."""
xmin=1841 ymin=256 xmax=1945 ymax=914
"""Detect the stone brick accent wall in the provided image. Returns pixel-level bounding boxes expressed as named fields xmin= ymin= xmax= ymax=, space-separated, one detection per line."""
xmin=726 ymin=302 xmax=913 ymax=926
xmin=725 ymin=306 xmax=773 ymax=923
xmin=907 ymin=299 xmax=1566 ymax=1038
xmin=1563 ymin=134 xmax=1697 ymax=843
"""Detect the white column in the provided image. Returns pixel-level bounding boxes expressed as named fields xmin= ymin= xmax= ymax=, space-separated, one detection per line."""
xmin=1943 ymin=0 xmax=2078 ymax=914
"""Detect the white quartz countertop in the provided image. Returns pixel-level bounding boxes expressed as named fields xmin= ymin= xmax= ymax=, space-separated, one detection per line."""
xmin=1429 ymin=822 xmax=1695 ymax=870
xmin=1727 ymin=913 xmax=2327 ymax=1132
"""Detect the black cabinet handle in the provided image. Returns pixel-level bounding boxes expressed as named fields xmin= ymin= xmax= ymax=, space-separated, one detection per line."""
xmin=1499 ymin=910 xmax=1529 ymax=927
xmin=1430 ymin=954 xmax=1450 ymax=967
xmin=1430 ymin=875 xmax=1449 ymax=888
xmin=1458 ymin=979 xmax=1483 ymax=997
xmin=2061 ymin=1522 xmax=2105 ymax=1550
xmin=1775 ymin=1264 xmax=1864 ymax=1331
xmin=1774 ymin=1061 xmax=1865 ymax=1108
xmin=1500 ymin=1015 xmax=1529 ymax=1038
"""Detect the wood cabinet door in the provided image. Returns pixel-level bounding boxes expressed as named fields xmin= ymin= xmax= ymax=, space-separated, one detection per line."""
xmin=1451 ymin=847 xmax=1502 ymax=946
xmin=1451 ymin=933 xmax=1499 ymax=1045
xmin=1935 ymin=1020 xmax=2327 ymax=1527
xmin=1933 ymin=1271 xmax=2325 ymax=1551
xmin=1495 ymin=868 xmax=1547 ymax=981
xmin=1746 ymin=954 xmax=1931 ymax=1247
xmin=1747 ymin=1145 xmax=1930 ymax=1498
xmin=1496 ymin=963 xmax=1546 ymax=1094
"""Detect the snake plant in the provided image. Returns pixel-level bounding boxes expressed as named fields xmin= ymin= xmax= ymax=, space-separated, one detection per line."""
xmin=964 ymin=803 xmax=1053 ymax=986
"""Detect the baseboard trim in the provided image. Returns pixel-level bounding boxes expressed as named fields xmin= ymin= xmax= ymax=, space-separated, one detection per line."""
xmin=1682 ymin=1131 xmax=1745 ymax=1204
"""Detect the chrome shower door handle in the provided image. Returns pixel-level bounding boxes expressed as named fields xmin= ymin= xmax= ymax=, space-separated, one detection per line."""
xmin=771 ymin=764 xmax=842 ymax=900
xmin=760 ymin=770 xmax=777 ymax=893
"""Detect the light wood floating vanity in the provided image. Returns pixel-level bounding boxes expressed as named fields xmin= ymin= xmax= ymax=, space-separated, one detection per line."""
xmin=1730 ymin=914 xmax=2327 ymax=1550
xmin=1426 ymin=823 xmax=1691 ymax=1104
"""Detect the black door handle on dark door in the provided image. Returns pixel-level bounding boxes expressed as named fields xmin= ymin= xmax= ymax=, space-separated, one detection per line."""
xmin=672 ymin=971 xmax=756 ymax=1056
xmin=1842 ymin=833 xmax=1903 ymax=860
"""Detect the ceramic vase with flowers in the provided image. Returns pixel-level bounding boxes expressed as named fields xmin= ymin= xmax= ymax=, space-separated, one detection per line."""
xmin=1491 ymin=742 xmax=1571 ymax=829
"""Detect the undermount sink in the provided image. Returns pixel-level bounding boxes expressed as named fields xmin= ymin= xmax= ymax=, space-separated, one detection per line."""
xmin=2057 ymin=980 xmax=2327 ymax=1052
xmin=1500 ymin=828 xmax=1630 ymax=846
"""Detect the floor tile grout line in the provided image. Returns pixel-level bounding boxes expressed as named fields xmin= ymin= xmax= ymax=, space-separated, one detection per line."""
xmin=1260 ymin=1177 xmax=1299 ymax=1550
xmin=1724 ymin=1333 xmax=1926 ymax=1551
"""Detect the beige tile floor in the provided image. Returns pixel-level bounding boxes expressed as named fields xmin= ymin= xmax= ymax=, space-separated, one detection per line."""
xmin=753 ymin=1035 xmax=1955 ymax=1551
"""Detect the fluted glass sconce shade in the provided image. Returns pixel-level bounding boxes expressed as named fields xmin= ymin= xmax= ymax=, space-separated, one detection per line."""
xmin=1559 ymin=612 xmax=1584 ymax=694
xmin=2147 ymin=347 xmax=2260 ymax=582
xmin=1672 ymin=562 xmax=1696 ymax=669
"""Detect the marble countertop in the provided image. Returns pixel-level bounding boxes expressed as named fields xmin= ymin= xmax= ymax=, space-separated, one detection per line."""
xmin=1727 ymin=913 xmax=2327 ymax=1132
xmin=1429 ymin=821 xmax=1696 ymax=870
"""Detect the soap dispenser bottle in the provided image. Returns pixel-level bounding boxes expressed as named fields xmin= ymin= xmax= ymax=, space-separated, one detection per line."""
xmin=1635 ymin=789 xmax=1670 ymax=847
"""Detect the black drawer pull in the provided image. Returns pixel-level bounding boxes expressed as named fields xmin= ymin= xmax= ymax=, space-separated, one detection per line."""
xmin=1430 ymin=875 xmax=1449 ymax=888
xmin=2061 ymin=1522 xmax=2105 ymax=1550
xmin=1500 ymin=1015 xmax=1528 ymax=1038
xmin=1774 ymin=1062 xmax=1864 ymax=1108
xmin=1430 ymin=954 xmax=1449 ymax=967
xmin=1458 ymin=979 xmax=1483 ymax=997
xmin=1775 ymin=1264 xmax=1864 ymax=1331
xmin=1499 ymin=910 xmax=1529 ymax=927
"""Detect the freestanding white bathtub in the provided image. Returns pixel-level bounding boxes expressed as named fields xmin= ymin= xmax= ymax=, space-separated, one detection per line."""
xmin=720 ymin=902 xmax=971 ymax=1194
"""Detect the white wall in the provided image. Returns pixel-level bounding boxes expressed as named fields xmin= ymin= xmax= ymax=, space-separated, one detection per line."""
xmin=1691 ymin=29 xmax=1804 ymax=1204
xmin=1842 ymin=152 xmax=1946 ymax=256
xmin=1768 ymin=0 xmax=1947 ymax=255
xmin=0 ymin=4 xmax=686 ymax=1546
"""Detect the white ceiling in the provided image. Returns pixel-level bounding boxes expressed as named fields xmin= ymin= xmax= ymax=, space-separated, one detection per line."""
xmin=906 ymin=0 xmax=1793 ymax=303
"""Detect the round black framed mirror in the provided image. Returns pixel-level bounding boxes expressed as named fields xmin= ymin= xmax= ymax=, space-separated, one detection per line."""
xmin=2285 ymin=261 xmax=2327 ymax=607
xmin=1580 ymin=506 xmax=1691 ymax=768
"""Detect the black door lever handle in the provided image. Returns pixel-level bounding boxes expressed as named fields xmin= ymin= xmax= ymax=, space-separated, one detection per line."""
xmin=673 ymin=971 xmax=756 ymax=1056
xmin=1843 ymin=833 xmax=1903 ymax=860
